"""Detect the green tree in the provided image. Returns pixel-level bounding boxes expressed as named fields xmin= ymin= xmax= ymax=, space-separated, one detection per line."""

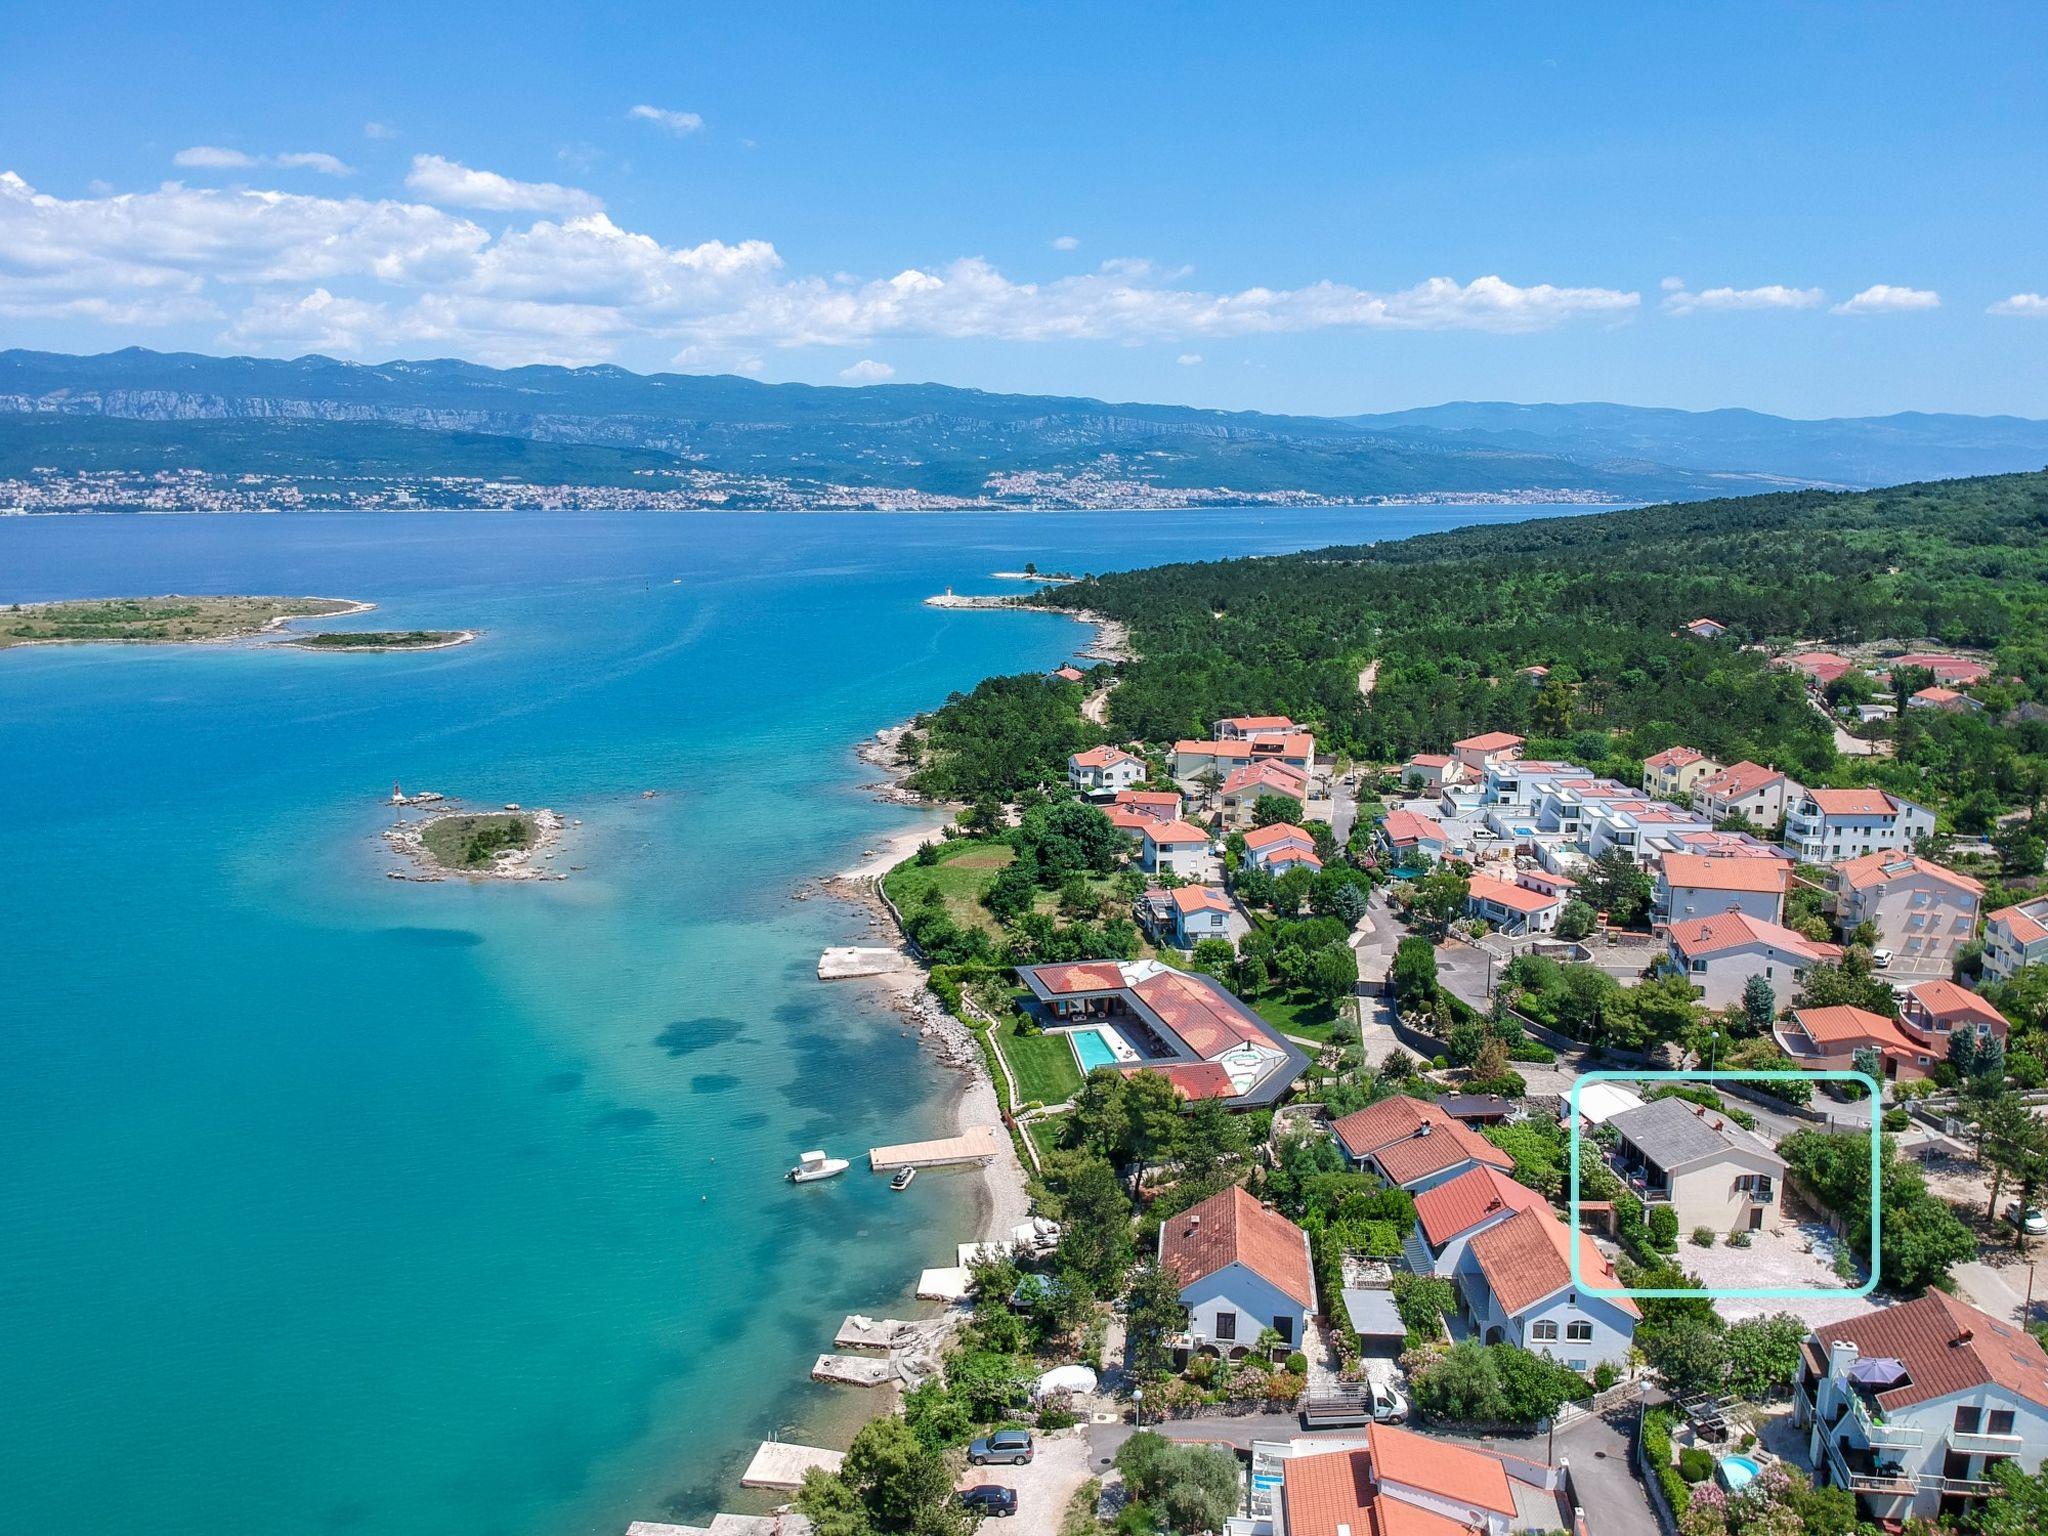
xmin=1252 ymin=793 xmax=1305 ymax=828
xmin=1410 ymin=1338 xmax=1507 ymax=1421
xmin=1055 ymin=1155 xmax=1135 ymax=1293
xmin=798 ymin=1415 xmax=973 ymax=1536
xmin=1582 ymin=848 xmax=1655 ymax=928
xmin=1976 ymin=1458 xmax=2048 ymax=1534
xmin=1741 ymin=973 xmax=1777 ymax=1033
xmin=1642 ymin=1314 xmax=1728 ymax=1397
xmin=1722 ymin=1313 xmax=1807 ymax=1398
xmin=1406 ymin=864 xmax=1471 ymax=936
xmin=1310 ymin=942 xmax=1360 ymax=1006
xmin=1390 ymin=935 xmax=1438 ymax=1009
xmin=1554 ymin=899 xmax=1596 ymax=941
xmin=1123 ymin=1260 xmax=1187 ymax=1384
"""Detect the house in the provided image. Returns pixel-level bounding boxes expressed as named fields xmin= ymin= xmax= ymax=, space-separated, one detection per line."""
xmin=1157 ymin=1185 xmax=1314 ymax=1357
xmin=1051 ymin=664 xmax=1087 ymax=683
xmin=1458 ymin=1203 xmax=1639 ymax=1371
xmin=1565 ymin=1081 xmax=1645 ymax=1129
xmin=1377 ymin=809 xmax=1450 ymax=868
xmin=1174 ymin=734 xmax=1314 ymax=784
xmin=1452 ymin=731 xmax=1526 ymax=776
xmin=1605 ymin=1097 xmax=1786 ymax=1236
xmin=1642 ymin=746 xmax=1721 ymax=799
xmin=1857 ymin=700 xmax=1899 ymax=724
xmin=1655 ymin=851 xmax=1791 ymax=926
xmin=1242 ymin=822 xmax=1322 ymax=875
xmin=1518 ymin=664 xmax=1551 ymax=682
xmin=1400 ymin=752 xmax=1461 ymax=791
xmin=1909 ymin=685 xmax=1984 ymax=714
xmin=1139 ymin=819 xmax=1213 ymax=877
xmin=1107 ymin=803 xmax=1161 ymax=840
xmin=1580 ymin=796 xmax=1718 ymax=866
xmin=1016 ymin=958 xmax=1309 ymax=1108
xmin=1405 ymin=1163 xmax=1546 ymax=1280
xmin=1692 ymin=760 xmax=1799 ymax=829
xmin=1278 ymin=1425 xmax=1577 ymax=1536
xmin=1163 ymin=884 xmax=1234 ymax=948
xmin=1214 ymin=714 xmax=1298 ymax=741
xmin=1901 ymin=979 xmax=2010 ymax=1052
xmin=1779 ymin=651 xmax=1856 ymax=690
xmin=1464 ymin=871 xmax=1565 ymax=935
xmin=1332 ymin=1094 xmax=1515 ymax=1194
xmin=1219 ymin=761 xmax=1310 ymax=828
xmin=1666 ymin=911 xmax=1843 ymax=1009
xmin=1887 ymin=652 xmax=1991 ymax=687
xmin=1435 ymin=1092 xmax=1517 ymax=1128
xmin=1795 ymin=1289 xmax=2048 ymax=1525
xmin=1776 ymin=1005 xmax=1939 ymax=1082
xmin=1113 ymin=789 xmax=1181 ymax=824
xmin=1784 ymin=788 xmax=1935 ymax=864
xmin=1067 ymin=744 xmax=1146 ymax=795
xmin=1832 ymin=853 xmax=1982 ymax=971
xmin=1984 ymin=897 xmax=2048 ymax=982
xmin=1684 ymin=617 xmax=1729 ymax=640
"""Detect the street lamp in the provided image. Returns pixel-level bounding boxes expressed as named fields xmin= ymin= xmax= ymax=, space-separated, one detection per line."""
xmin=1131 ymin=1387 xmax=1145 ymax=1428
xmin=1708 ymin=1030 xmax=1719 ymax=1072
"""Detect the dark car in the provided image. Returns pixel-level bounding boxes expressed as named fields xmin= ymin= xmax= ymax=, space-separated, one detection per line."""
xmin=959 ymin=1486 xmax=1018 ymax=1517
xmin=968 ymin=1429 xmax=1034 ymax=1466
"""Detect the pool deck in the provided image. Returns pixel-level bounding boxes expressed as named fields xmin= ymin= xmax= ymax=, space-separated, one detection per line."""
xmin=867 ymin=1123 xmax=1003 ymax=1171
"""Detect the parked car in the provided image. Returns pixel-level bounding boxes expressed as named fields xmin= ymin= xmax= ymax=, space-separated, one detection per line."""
xmin=969 ymin=1429 xmax=1034 ymax=1466
xmin=1871 ymin=948 xmax=1895 ymax=969
xmin=959 ymin=1487 xmax=1018 ymax=1517
xmin=2005 ymin=1202 xmax=2047 ymax=1236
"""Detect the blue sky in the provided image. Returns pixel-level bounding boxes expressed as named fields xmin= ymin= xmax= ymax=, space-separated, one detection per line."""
xmin=2 ymin=2 xmax=2042 ymax=416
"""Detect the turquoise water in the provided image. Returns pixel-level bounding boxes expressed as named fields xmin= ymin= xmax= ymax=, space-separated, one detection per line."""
xmin=1718 ymin=1455 xmax=1762 ymax=1491
xmin=1070 ymin=1029 xmax=1119 ymax=1073
xmin=0 ymin=503 xmax=1584 ymax=1536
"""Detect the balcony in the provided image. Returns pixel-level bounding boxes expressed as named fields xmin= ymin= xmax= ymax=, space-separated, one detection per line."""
xmin=1845 ymin=1392 xmax=1926 ymax=1449
xmin=1948 ymin=1429 xmax=2024 ymax=1457
xmin=1825 ymin=1438 xmax=1917 ymax=1496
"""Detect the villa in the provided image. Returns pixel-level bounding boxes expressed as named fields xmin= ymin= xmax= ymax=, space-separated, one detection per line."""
xmin=1242 ymin=822 xmax=1322 ymax=875
xmin=1684 ymin=617 xmax=1729 ymax=640
xmin=1139 ymin=818 xmax=1213 ymax=877
xmin=1604 ymin=1097 xmax=1786 ymax=1236
xmin=1378 ymin=808 xmax=1450 ymax=867
xmin=1795 ymin=1289 xmax=2048 ymax=1525
xmin=1219 ymin=760 xmax=1310 ymax=828
xmin=1158 ymin=1185 xmax=1315 ymax=1358
xmin=1692 ymin=760 xmax=1799 ymax=829
xmin=1784 ymin=787 xmax=1935 ymax=864
xmin=1016 ymin=958 xmax=1308 ymax=1108
xmin=1655 ymin=850 xmax=1791 ymax=925
xmin=1067 ymin=744 xmax=1146 ymax=795
xmin=1332 ymin=1094 xmax=1515 ymax=1194
xmin=1665 ymin=911 xmax=1843 ymax=1009
xmin=1831 ymin=852 xmax=1981 ymax=972
xmin=1278 ymin=1425 xmax=1582 ymax=1536
xmin=1901 ymin=979 xmax=2009 ymax=1051
xmin=1464 ymin=870 xmax=1565 ymax=935
xmin=1984 ymin=897 xmax=2048 ymax=982
xmin=1451 ymin=730 xmax=1525 ymax=776
xmin=1457 ymin=1202 xmax=1638 ymax=1370
xmin=1642 ymin=746 xmax=1721 ymax=799
xmin=1776 ymin=1005 xmax=1938 ymax=1082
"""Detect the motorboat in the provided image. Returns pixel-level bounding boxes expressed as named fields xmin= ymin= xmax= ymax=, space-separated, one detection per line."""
xmin=788 ymin=1150 xmax=850 ymax=1183
xmin=890 ymin=1167 xmax=917 ymax=1191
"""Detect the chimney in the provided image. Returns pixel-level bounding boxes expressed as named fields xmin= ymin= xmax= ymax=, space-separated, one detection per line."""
xmin=1416 ymin=1121 xmax=1433 ymax=1138
xmin=1189 ymin=1214 xmax=1201 ymax=1229
xmin=1955 ymin=1328 xmax=1974 ymax=1346
xmin=1829 ymin=1339 xmax=1859 ymax=1380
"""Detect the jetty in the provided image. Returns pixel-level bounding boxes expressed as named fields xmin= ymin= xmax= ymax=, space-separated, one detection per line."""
xmin=867 ymin=1123 xmax=1003 ymax=1172
xmin=835 ymin=1314 xmax=942 ymax=1351
xmin=817 ymin=946 xmax=912 ymax=981
xmin=811 ymin=1353 xmax=895 ymax=1387
xmin=916 ymin=1266 xmax=972 ymax=1301
xmin=741 ymin=1441 xmax=844 ymax=1490
xmin=628 ymin=1515 xmax=806 ymax=1536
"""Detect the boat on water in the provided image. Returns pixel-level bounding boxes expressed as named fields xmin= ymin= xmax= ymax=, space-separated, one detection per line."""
xmin=890 ymin=1167 xmax=917 ymax=1191
xmin=788 ymin=1150 xmax=850 ymax=1183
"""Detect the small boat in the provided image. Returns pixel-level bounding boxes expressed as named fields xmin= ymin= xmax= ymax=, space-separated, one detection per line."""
xmin=788 ymin=1150 xmax=850 ymax=1183
xmin=890 ymin=1167 xmax=917 ymax=1191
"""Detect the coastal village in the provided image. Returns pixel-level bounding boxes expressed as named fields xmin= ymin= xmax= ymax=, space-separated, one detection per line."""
xmin=635 ymin=607 xmax=2048 ymax=1536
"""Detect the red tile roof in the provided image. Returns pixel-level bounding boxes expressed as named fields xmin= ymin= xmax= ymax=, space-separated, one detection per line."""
xmin=1116 ymin=790 xmax=1181 ymax=809
xmin=1644 ymin=747 xmax=1707 ymax=771
xmin=1892 ymin=653 xmax=1989 ymax=683
xmin=1281 ymin=1430 xmax=1524 ymax=1536
xmin=1380 ymin=810 xmax=1444 ymax=846
xmin=1222 ymin=761 xmax=1309 ymax=796
xmin=1405 ymin=753 xmax=1453 ymax=769
xmin=1906 ymin=979 xmax=2009 ymax=1033
xmin=1659 ymin=853 xmax=1791 ymax=895
xmin=1695 ymin=760 xmax=1785 ymax=800
xmin=1371 ymin=1424 xmax=1517 ymax=1515
xmin=1107 ymin=805 xmax=1156 ymax=832
xmin=1805 ymin=787 xmax=1900 ymax=816
xmin=1070 ymin=744 xmax=1140 ymax=770
xmin=1784 ymin=1005 xmax=1930 ymax=1058
xmin=1053 ymin=665 xmax=1087 ymax=681
xmin=1218 ymin=715 xmax=1295 ymax=733
xmin=1130 ymin=1061 xmax=1238 ymax=1101
xmin=1992 ymin=900 xmax=2048 ymax=945
xmin=1467 ymin=1205 xmax=1640 ymax=1319
xmin=1466 ymin=873 xmax=1562 ymax=915
xmin=1157 ymin=1185 xmax=1314 ymax=1309
xmin=1142 ymin=818 xmax=1211 ymax=847
xmin=1666 ymin=911 xmax=1840 ymax=963
xmin=1169 ymin=884 xmax=1233 ymax=915
xmin=1129 ymin=968 xmax=1270 ymax=1058
xmin=1332 ymin=1095 xmax=1515 ymax=1187
xmin=1835 ymin=850 xmax=1982 ymax=895
xmin=1244 ymin=822 xmax=1315 ymax=852
xmin=1413 ymin=1165 xmax=1546 ymax=1248
xmin=1032 ymin=962 xmax=1128 ymax=995
xmin=1817 ymin=1289 xmax=2048 ymax=1413
xmin=1452 ymin=731 xmax=1524 ymax=752
xmin=1173 ymin=738 xmax=1254 ymax=761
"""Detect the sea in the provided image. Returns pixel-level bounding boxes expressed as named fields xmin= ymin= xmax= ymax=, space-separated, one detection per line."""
xmin=0 ymin=502 xmax=1585 ymax=1536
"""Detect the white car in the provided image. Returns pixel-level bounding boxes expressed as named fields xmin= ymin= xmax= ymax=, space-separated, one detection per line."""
xmin=2006 ymin=1202 xmax=2047 ymax=1236
xmin=1871 ymin=948 xmax=1894 ymax=969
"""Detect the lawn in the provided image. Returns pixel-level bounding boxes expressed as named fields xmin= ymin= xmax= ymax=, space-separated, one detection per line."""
xmin=1026 ymin=1113 xmax=1069 ymax=1166
xmin=996 ymin=1012 xmax=1085 ymax=1107
xmin=880 ymin=838 xmax=1015 ymax=935
xmin=1248 ymin=987 xmax=1353 ymax=1046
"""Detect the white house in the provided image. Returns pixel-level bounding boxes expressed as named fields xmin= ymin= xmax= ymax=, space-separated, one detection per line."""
xmin=1642 ymin=746 xmax=1721 ymax=799
xmin=1984 ymin=897 xmax=2048 ymax=983
xmin=1158 ymin=1185 xmax=1314 ymax=1356
xmin=1692 ymin=760 xmax=1799 ymax=829
xmin=1655 ymin=850 xmax=1791 ymax=926
xmin=1464 ymin=871 xmax=1565 ymax=935
xmin=1377 ymin=809 xmax=1450 ymax=867
xmin=1242 ymin=822 xmax=1322 ymax=875
xmin=1067 ymin=744 xmax=1146 ymax=795
xmin=1451 ymin=731 xmax=1525 ymax=777
xmin=1400 ymin=752 xmax=1461 ymax=791
xmin=1456 ymin=1204 xmax=1639 ymax=1372
xmin=1166 ymin=884 xmax=1234 ymax=948
xmin=1796 ymin=1290 xmax=2048 ymax=1525
xmin=1832 ymin=852 xmax=1982 ymax=972
xmin=1784 ymin=787 xmax=1935 ymax=864
xmin=1605 ymin=1097 xmax=1786 ymax=1236
xmin=1406 ymin=1164 xmax=1548 ymax=1280
xmin=1278 ymin=1427 xmax=1571 ymax=1536
xmin=1140 ymin=818 xmax=1213 ymax=877
xmin=1666 ymin=911 xmax=1844 ymax=1009
xmin=1214 ymin=714 xmax=1297 ymax=740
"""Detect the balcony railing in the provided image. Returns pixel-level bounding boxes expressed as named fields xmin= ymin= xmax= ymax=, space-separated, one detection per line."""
xmin=1845 ymin=1391 xmax=1926 ymax=1449
xmin=1948 ymin=1429 xmax=2024 ymax=1456
xmin=1825 ymin=1438 xmax=1917 ymax=1495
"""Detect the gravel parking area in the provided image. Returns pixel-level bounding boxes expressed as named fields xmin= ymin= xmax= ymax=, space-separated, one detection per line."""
xmin=960 ymin=1432 xmax=1094 ymax=1536
xmin=1681 ymin=1222 xmax=1869 ymax=1323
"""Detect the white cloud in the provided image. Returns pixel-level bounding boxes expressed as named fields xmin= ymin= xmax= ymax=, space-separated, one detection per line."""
xmin=175 ymin=146 xmax=353 ymax=177
xmin=1051 ymin=235 xmax=1080 ymax=251
xmin=363 ymin=122 xmax=398 ymax=141
xmin=1661 ymin=283 xmax=1825 ymax=315
xmin=1176 ymin=353 xmax=1203 ymax=366
xmin=1989 ymin=293 xmax=2048 ymax=317
xmin=838 ymin=358 xmax=895 ymax=382
xmin=629 ymin=105 xmax=704 ymax=136
xmin=1831 ymin=283 xmax=1940 ymax=315
xmin=404 ymin=154 xmax=601 ymax=215
xmin=1659 ymin=275 xmax=1686 ymax=292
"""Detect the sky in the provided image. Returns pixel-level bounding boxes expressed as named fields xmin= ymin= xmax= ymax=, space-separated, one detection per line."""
xmin=1 ymin=2 xmax=2043 ymax=418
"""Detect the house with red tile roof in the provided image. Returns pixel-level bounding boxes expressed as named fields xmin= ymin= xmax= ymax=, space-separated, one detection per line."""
xmin=1464 ymin=871 xmax=1566 ymax=935
xmin=1985 ymin=896 xmax=2048 ymax=982
xmin=1279 ymin=1426 xmax=1577 ymax=1536
xmin=1163 ymin=884 xmax=1234 ymax=948
xmin=1641 ymin=745 xmax=1721 ymax=799
xmin=1158 ymin=1185 xmax=1315 ymax=1357
xmin=1655 ymin=849 xmax=1792 ymax=926
xmin=1665 ymin=912 xmax=1843 ymax=1009
xmin=1243 ymin=822 xmax=1322 ymax=875
xmin=1451 ymin=730 xmax=1525 ymax=776
xmin=1909 ymin=685 xmax=1984 ymax=714
xmin=1901 ymin=979 xmax=2009 ymax=1052
xmin=1776 ymin=1004 xmax=1939 ymax=1082
xmin=1457 ymin=1203 xmax=1638 ymax=1371
xmin=1692 ymin=759 xmax=1800 ymax=829
xmin=1796 ymin=1289 xmax=2048 ymax=1524
xmin=1784 ymin=786 xmax=1934 ymax=864
xmin=1399 ymin=751 xmax=1461 ymax=791
xmin=1139 ymin=818 xmax=1213 ymax=878
xmin=1051 ymin=664 xmax=1087 ymax=683
xmin=1886 ymin=652 xmax=1991 ymax=687
xmin=1213 ymin=714 xmax=1298 ymax=740
xmin=1683 ymin=617 xmax=1729 ymax=640
xmin=1777 ymin=651 xmax=1857 ymax=689
xmin=1408 ymin=1164 xmax=1548 ymax=1280
xmin=1113 ymin=789 xmax=1182 ymax=820
xmin=1067 ymin=744 xmax=1145 ymax=794
xmin=1332 ymin=1094 xmax=1515 ymax=1194
xmin=1219 ymin=760 xmax=1310 ymax=828
xmin=1378 ymin=809 xmax=1450 ymax=868
xmin=1832 ymin=852 xmax=1982 ymax=970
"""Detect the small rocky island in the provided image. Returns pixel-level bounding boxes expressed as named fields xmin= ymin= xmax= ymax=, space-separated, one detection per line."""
xmin=384 ymin=804 xmax=568 ymax=882
xmin=287 ymin=629 xmax=476 ymax=652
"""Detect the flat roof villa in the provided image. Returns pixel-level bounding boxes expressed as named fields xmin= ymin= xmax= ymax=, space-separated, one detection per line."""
xmin=1016 ymin=959 xmax=1309 ymax=1108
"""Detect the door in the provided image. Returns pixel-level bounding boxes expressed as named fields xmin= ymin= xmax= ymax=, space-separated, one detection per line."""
xmin=1749 ymin=1207 xmax=1765 ymax=1231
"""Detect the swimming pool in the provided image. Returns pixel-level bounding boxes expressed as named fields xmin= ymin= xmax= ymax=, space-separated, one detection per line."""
xmin=1071 ymin=1028 xmax=1121 ymax=1072
xmin=1718 ymin=1455 xmax=1762 ymax=1492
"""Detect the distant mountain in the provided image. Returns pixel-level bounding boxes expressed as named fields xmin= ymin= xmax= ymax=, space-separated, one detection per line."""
xmin=1343 ymin=401 xmax=2048 ymax=489
xmin=0 ymin=348 xmax=2040 ymax=511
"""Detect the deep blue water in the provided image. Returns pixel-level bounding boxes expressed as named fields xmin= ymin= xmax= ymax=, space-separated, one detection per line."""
xmin=0 ymin=503 xmax=1581 ymax=1536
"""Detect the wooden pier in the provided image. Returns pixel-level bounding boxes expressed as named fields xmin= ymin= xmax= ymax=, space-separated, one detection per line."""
xmin=867 ymin=1123 xmax=1003 ymax=1172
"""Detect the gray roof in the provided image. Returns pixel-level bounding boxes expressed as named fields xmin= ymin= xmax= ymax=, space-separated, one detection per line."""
xmin=1340 ymin=1288 xmax=1406 ymax=1340
xmin=1607 ymin=1096 xmax=1779 ymax=1170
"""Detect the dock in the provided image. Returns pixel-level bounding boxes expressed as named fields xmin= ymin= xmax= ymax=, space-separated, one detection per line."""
xmin=741 ymin=1441 xmax=845 ymax=1489
xmin=916 ymin=1265 xmax=972 ymax=1301
xmin=812 ymin=1352 xmax=896 ymax=1387
xmin=836 ymin=1314 xmax=927 ymax=1350
xmin=867 ymin=1123 xmax=1003 ymax=1172
xmin=818 ymin=946 xmax=912 ymax=981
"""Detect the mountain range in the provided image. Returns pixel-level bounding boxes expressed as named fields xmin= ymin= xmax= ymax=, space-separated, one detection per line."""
xmin=2 ymin=347 xmax=2045 ymax=510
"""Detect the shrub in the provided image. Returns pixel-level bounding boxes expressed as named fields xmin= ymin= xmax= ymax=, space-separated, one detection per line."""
xmin=1692 ymin=1226 xmax=1716 ymax=1247
xmin=1726 ymin=1229 xmax=1753 ymax=1247
xmin=1648 ymin=1206 xmax=1680 ymax=1252
xmin=1642 ymin=1407 xmax=1690 ymax=1517
xmin=1883 ymin=1106 xmax=1909 ymax=1132
xmin=1593 ymin=1361 xmax=1619 ymax=1391
xmin=1285 ymin=1352 xmax=1307 ymax=1376
xmin=1677 ymin=1447 xmax=1714 ymax=1484
xmin=1432 ymin=1055 xmax=1449 ymax=1070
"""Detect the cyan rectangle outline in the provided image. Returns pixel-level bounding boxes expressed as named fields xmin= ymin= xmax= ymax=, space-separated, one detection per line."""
xmin=1567 ymin=1069 xmax=1882 ymax=1300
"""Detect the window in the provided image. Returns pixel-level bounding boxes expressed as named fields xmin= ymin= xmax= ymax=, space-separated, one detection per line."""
xmin=1272 ymin=1316 xmax=1293 ymax=1345
xmin=1988 ymin=1409 xmax=2016 ymax=1436
xmin=1531 ymin=1321 xmax=1559 ymax=1341
xmin=1566 ymin=1321 xmax=1594 ymax=1342
xmin=1955 ymin=1405 xmax=1982 ymax=1433
xmin=1214 ymin=1311 xmax=1236 ymax=1341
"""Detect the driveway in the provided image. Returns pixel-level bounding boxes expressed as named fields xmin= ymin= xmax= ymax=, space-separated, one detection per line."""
xmin=961 ymin=1432 xmax=1094 ymax=1536
xmin=1683 ymin=1222 xmax=1868 ymax=1325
